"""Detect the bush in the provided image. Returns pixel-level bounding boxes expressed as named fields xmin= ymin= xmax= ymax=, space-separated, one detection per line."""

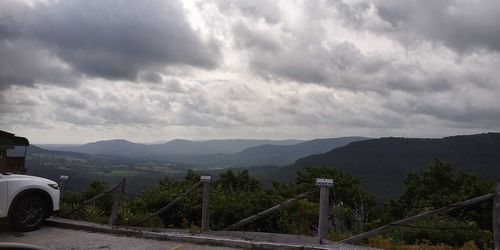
xmin=385 ymin=216 xmax=492 ymax=249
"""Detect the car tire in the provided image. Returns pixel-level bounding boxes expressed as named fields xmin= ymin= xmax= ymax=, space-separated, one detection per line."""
xmin=9 ymin=196 xmax=48 ymax=232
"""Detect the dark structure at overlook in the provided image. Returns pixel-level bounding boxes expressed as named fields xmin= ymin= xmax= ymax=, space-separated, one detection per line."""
xmin=0 ymin=130 xmax=29 ymax=173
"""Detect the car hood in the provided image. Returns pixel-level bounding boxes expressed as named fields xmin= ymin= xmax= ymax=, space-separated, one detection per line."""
xmin=0 ymin=174 xmax=57 ymax=185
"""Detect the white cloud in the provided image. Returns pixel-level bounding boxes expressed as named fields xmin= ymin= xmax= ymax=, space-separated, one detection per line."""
xmin=1 ymin=0 xmax=499 ymax=143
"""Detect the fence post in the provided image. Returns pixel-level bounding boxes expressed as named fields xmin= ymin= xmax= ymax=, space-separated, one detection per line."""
xmin=316 ymin=178 xmax=334 ymax=244
xmin=59 ymin=175 xmax=69 ymax=200
xmin=109 ymin=178 xmax=126 ymax=226
xmin=494 ymin=181 xmax=500 ymax=250
xmin=200 ymin=175 xmax=211 ymax=232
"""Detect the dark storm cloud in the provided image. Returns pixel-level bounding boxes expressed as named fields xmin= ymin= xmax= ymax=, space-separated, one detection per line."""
xmin=0 ymin=1 xmax=74 ymax=90
xmin=373 ymin=0 xmax=500 ymax=53
xmin=386 ymin=100 xmax=500 ymax=129
xmin=138 ymin=72 xmax=164 ymax=84
xmin=0 ymin=39 xmax=76 ymax=90
xmin=0 ymin=0 xmax=220 ymax=89
xmin=417 ymin=105 xmax=500 ymax=128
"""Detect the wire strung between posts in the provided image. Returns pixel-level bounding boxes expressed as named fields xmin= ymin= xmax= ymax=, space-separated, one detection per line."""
xmin=133 ymin=181 xmax=201 ymax=226
xmin=374 ymin=203 xmax=438 ymax=209
xmin=61 ymin=183 xmax=121 ymax=217
xmin=223 ymin=189 xmax=316 ymax=231
xmin=342 ymin=192 xmax=494 ymax=244
xmin=209 ymin=189 xmax=314 ymax=202
xmin=388 ymin=223 xmax=484 ymax=231
xmin=373 ymin=197 xmax=492 ymax=209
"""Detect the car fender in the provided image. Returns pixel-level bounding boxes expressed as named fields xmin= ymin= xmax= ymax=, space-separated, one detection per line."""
xmin=7 ymin=184 xmax=59 ymax=217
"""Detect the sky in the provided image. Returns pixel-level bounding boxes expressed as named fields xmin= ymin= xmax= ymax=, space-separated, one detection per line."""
xmin=1 ymin=0 xmax=499 ymax=144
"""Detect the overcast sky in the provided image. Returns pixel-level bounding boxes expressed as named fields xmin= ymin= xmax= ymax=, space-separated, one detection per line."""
xmin=1 ymin=0 xmax=499 ymax=144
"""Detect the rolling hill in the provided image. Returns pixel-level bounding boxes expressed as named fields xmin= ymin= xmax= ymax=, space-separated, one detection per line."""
xmin=227 ymin=137 xmax=368 ymax=166
xmin=272 ymin=133 xmax=500 ymax=197
xmin=51 ymin=139 xmax=303 ymax=156
xmin=40 ymin=137 xmax=368 ymax=167
xmin=21 ymin=145 xmax=190 ymax=191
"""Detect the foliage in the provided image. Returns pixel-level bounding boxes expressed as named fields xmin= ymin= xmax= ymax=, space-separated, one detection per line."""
xmin=386 ymin=159 xmax=494 ymax=249
xmin=296 ymin=167 xmax=374 ymax=205
xmin=56 ymin=160 xmax=495 ymax=249
xmin=209 ymin=170 xmax=281 ymax=231
xmin=385 ymin=216 xmax=492 ymax=249
xmin=398 ymin=159 xmax=493 ymax=212
xmin=81 ymin=204 xmax=107 ymax=224
xmin=297 ymin=167 xmax=376 ymax=234
xmin=284 ymin=133 xmax=500 ymax=197
xmin=134 ymin=170 xmax=203 ymax=229
xmin=83 ymin=180 xmax=113 ymax=213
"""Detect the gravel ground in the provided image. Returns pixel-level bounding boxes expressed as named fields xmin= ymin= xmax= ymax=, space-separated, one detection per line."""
xmin=0 ymin=226 xmax=240 ymax=250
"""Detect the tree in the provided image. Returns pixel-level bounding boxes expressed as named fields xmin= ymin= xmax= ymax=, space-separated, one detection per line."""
xmin=397 ymin=159 xmax=493 ymax=218
xmin=83 ymin=180 xmax=113 ymax=213
xmin=295 ymin=167 xmax=376 ymax=235
xmin=210 ymin=170 xmax=275 ymax=231
xmin=388 ymin=158 xmax=494 ymax=248
xmin=296 ymin=166 xmax=375 ymax=208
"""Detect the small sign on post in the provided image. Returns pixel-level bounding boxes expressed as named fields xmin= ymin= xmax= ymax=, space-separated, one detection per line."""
xmin=200 ymin=176 xmax=211 ymax=233
xmin=316 ymin=178 xmax=334 ymax=244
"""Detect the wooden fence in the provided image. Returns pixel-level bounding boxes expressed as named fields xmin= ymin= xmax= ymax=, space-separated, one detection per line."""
xmin=57 ymin=176 xmax=500 ymax=247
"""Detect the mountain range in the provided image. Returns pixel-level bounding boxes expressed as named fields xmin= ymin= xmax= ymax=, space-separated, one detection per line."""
xmin=46 ymin=139 xmax=303 ymax=156
xmin=26 ymin=133 xmax=500 ymax=197
xmin=41 ymin=137 xmax=367 ymax=167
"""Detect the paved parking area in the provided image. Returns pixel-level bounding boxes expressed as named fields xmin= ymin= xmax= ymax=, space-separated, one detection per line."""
xmin=0 ymin=225 xmax=239 ymax=250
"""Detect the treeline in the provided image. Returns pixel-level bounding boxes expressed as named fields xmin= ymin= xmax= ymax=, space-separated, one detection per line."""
xmin=59 ymin=159 xmax=495 ymax=249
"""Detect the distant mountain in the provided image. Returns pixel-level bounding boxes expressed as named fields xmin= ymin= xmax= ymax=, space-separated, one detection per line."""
xmin=145 ymin=137 xmax=368 ymax=167
xmin=272 ymin=133 xmax=500 ymax=197
xmin=147 ymin=139 xmax=303 ymax=155
xmin=52 ymin=139 xmax=148 ymax=156
xmin=51 ymin=139 xmax=303 ymax=157
xmin=229 ymin=137 xmax=368 ymax=166
xmin=24 ymin=145 xmax=145 ymax=165
xmin=38 ymin=137 xmax=367 ymax=168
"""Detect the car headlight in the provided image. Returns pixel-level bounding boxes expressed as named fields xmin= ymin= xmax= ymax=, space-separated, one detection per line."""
xmin=48 ymin=183 xmax=59 ymax=190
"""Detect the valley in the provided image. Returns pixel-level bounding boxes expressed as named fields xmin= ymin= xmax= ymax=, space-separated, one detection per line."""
xmin=22 ymin=133 xmax=500 ymax=198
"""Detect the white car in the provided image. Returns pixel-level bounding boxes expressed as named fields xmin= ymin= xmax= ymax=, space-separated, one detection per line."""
xmin=0 ymin=173 xmax=60 ymax=231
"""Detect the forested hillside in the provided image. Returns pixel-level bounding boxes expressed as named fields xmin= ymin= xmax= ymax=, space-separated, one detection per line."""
xmin=274 ymin=133 xmax=500 ymax=196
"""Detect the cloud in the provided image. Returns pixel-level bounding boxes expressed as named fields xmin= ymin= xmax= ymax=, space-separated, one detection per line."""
xmin=230 ymin=10 xmax=369 ymax=86
xmin=0 ymin=39 xmax=76 ymax=90
xmin=2 ymin=0 xmax=500 ymax=143
xmin=338 ymin=0 xmax=500 ymax=53
xmin=0 ymin=0 xmax=220 ymax=89
xmin=215 ymin=0 xmax=282 ymax=24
